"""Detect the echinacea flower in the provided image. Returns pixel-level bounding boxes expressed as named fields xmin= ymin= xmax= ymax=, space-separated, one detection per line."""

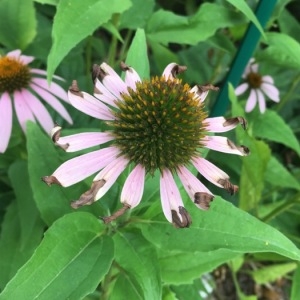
xmin=0 ymin=49 xmax=72 ymax=153
xmin=235 ymin=58 xmax=280 ymax=113
xmin=43 ymin=62 xmax=249 ymax=228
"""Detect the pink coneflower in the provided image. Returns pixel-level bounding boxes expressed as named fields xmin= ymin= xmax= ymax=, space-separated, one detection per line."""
xmin=235 ymin=58 xmax=280 ymax=113
xmin=43 ymin=62 xmax=249 ymax=228
xmin=0 ymin=49 xmax=72 ymax=153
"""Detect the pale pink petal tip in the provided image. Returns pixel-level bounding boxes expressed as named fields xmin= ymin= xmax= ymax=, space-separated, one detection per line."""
xmin=162 ymin=63 xmax=187 ymax=80
xmin=0 ymin=93 xmax=13 ymax=153
xmin=245 ymin=89 xmax=257 ymax=113
xmin=235 ymin=83 xmax=249 ymax=96
xmin=120 ymin=62 xmax=141 ymax=91
xmin=205 ymin=116 xmax=247 ymax=133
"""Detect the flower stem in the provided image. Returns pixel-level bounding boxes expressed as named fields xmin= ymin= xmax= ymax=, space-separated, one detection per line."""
xmin=107 ymin=14 xmax=120 ymax=66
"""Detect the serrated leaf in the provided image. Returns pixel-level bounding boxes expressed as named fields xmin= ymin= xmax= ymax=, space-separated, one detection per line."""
xmin=239 ymin=138 xmax=271 ymax=211
xmin=265 ymin=156 xmax=300 ymax=190
xmin=225 ymin=0 xmax=265 ymax=39
xmin=257 ymin=32 xmax=300 ymax=69
xmin=252 ymin=109 xmax=300 ymax=156
xmin=146 ymin=3 xmax=245 ymax=45
xmin=0 ymin=213 xmax=113 ymax=300
xmin=125 ymin=29 xmax=150 ymax=79
xmin=251 ymin=262 xmax=297 ymax=284
xmin=114 ymin=230 xmax=162 ymax=300
xmin=47 ymin=0 xmax=131 ymax=80
xmin=0 ymin=0 xmax=36 ymax=49
xmin=139 ymin=197 xmax=300 ymax=261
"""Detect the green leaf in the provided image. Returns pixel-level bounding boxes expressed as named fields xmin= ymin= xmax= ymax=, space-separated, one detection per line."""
xmin=239 ymin=138 xmax=271 ymax=211
xmin=291 ymin=266 xmax=300 ymax=300
xmin=119 ymin=0 xmax=155 ymax=30
xmin=257 ymin=32 xmax=300 ymax=69
xmin=114 ymin=230 xmax=162 ymax=300
xmin=146 ymin=3 xmax=245 ymax=45
xmin=34 ymin=0 xmax=58 ymax=4
xmin=139 ymin=197 xmax=300 ymax=261
xmin=0 ymin=201 xmax=43 ymax=290
xmin=8 ymin=161 xmax=44 ymax=246
xmin=47 ymin=0 xmax=131 ymax=80
xmin=265 ymin=156 xmax=300 ymax=190
xmin=0 ymin=0 xmax=36 ymax=49
xmin=0 ymin=212 xmax=113 ymax=300
xmin=251 ymin=262 xmax=297 ymax=284
xmin=159 ymin=249 xmax=239 ymax=284
xmin=26 ymin=122 xmax=75 ymax=225
xmin=225 ymin=0 xmax=266 ymax=39
xmin=252 ymin=109 xmax=300 ymax=156
xmin=278 ymin=9 xmax=300 ymax=43
xmin=125 ymin=29 xmax=150 ymax=79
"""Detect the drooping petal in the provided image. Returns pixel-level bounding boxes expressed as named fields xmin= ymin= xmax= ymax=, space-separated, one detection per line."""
xmin=68 ymin=81 xmax=114 ymax=120
xmin=51 ymin=125 xmax=114 ymax=152
xmin=93 ymin=156 xmax=129 ymax=200
xmin=13 ymin=90 xmax=35 ymax=132
xmin=162 ymin=63 xmax=187 ymax=80
xmin=190 ymin=85 xmax=209 ymax=103
xmin=205 ymin=116 xmax=247 ymax=133
xmin=121 ymin=164 xmax=145 ymax=208
xmin=31 ymin=78 xmax=69 ymax=103
xmin=261 ymin=83 xmax=280 ymax=103
xmin=99 ymin=63 xmax=128 ymax=98
xmin=160 ymin=169 xmax=191 ymax=227
xmin=30 ymin=83 xmax=72 ymax=124
xmin=22 ymin=89 xmax=54 ymax=133
xmin=235 ymin=83 xmax=249 ymax=96
xmin=94 ymin=78 xmax=118 ymax=108
xmin=203 ymin=136 xmax=249 ymax=156
xmin=30 ymin=69 xmax=64 ymax=81
xmin=245 ymin=89 xmax=257 ymax=112
xmin=43 ymin=146 xmax=120 ymax=187
xmin=177 ymin=166 xmax=214 ymax=210
xmin=192 ymin=157 xmax=238 ymax=194
xmin=0 ymin=93 xmax=13 ymax=153
xmin=257 ymin=89 xmax=266 ymax=114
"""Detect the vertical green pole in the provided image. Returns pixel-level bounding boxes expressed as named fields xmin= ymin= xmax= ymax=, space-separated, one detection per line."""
xmin=210 ymin=0 xmax=277 ymax=117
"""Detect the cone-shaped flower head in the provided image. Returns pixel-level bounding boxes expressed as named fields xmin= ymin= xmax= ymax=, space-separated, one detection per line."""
xmin=235 ymin=58 xmax=280 ymax=113
xmin=0 ymin=49 xmax=72 ymax=153
xmin=43 ymin=62 xmax=249 ymax=228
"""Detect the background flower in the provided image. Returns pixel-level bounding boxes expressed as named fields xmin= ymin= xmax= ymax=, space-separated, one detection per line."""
xmin=235 ymin=58 xmax=280 ymax=113
xmin=0 ymin=49 xmax=72 ymax=153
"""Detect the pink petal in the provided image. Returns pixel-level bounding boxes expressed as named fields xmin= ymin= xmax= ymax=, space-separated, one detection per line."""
xmin=30 ymin=83 xmax=72 ymax=124
xmin=94 ymin=78 xmax=118 ymax=108
xmin=68 ymin=90 xmax=114 ymax=120
xmin=192 ymin=157 xmax=229 ymax=188
xmin=31 ymin=78 xmax=69 ymax=103
xmin=121 ymin=164 xmax=145 ymax=208
xmin=205 ymin=117 xmax=240 ymax=133
xmin=22 ymin=89 xmax=54 ymax=133
xmin=124 ymin=66 xmax=141 ymax=90
xmin=19 ymin=54 xmax=34 ymax=64
xmin=262 ymin=75 xmax=274 ymax=85
xmin=257 ymin=89 xmax=266 ymax=114
xmin=13 ymin=90 xmax=35 ymax=132
xmin=261 ymin=83 xmax=280 ymax=103
xmin=6 ymin=49 xmax=21 ymax=59
xmin=51 ymin=146 xmax=120 ymax=187
xmin=245 ymin=89 xmax=257 ymax=112
xmin=55 ymin=131 xmax=114 ymax=152
xmin=190 ymin=85 xmax=209 ymax=103
xmin=30 ymin=69 xmax=64 ymax=81
xmin=100 ymin=63 xmax=128 ymax=98
xmin=235 ymin=83 xmax=249 ymax=96
xmin=160 ymin=168 xmax=184 ymax=223
xmin=93 ymin=156 xmax=129 ymax=200
xmin=162 ymin=63 xmax=178 ymax=79
xmin=0 ymin=93 xmax=13 ymax=153
xmin=203 ymin=136 xmax=248 ymax=156
xmin=177 ymin=166 xmax=213 ymax=205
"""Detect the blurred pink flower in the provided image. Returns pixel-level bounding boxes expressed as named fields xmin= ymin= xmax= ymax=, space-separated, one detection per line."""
xmin=235 ymin=58 xmax=280 ymax=113
xmin=0 ymin=49 xmax=72 ymax=153
xmin=43 ymin=62 xmax=249 ymax=228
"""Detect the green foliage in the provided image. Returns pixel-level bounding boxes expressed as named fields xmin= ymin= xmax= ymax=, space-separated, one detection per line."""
xmin=1 ymin=0 xmax=300 ymax=299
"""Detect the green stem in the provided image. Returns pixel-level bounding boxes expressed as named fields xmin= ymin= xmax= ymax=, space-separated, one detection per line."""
xmin=208 ymin=50 xmax=226 ymax=84
xmin=261 ymin=192 xmax=300 ymax=223
xmin=85 ymin=36 xmax=93 ymax=85
xmin=107 ymin=14 xmax=120 ymax=66
xmin=118 ymin=30 xmax=133 ymax=63
xmin=276 ymin=74 xmax=300 ymax=112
